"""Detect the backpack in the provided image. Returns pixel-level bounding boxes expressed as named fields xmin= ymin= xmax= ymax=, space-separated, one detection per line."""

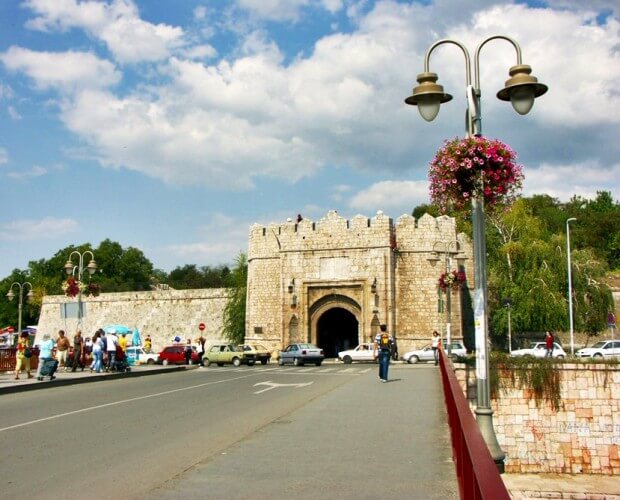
xmin=379 ymin=333 xmax=391 ymax=350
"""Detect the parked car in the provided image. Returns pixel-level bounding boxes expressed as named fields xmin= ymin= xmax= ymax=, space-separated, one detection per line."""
xmin=157 ymin=345 xmax=200 ymax=365
xmin=239 ymin=344 xmax=271 ymax=364
xmin=125 ymin=346 xmax=159 ymax=365
xmin=203 ymin=343 xmax=256 ymax=367
xmin=511 ymin=342 xmax=566 ymax=359
xmin=402 ymin=341 xmax=467 ymax=364
xmin=575 ymin=340 xmax=620 ymax=359
xmin=338 ymin=343 xmax=376 ymax=364
xmin=278 ymin=343 xmax=324 ymax=366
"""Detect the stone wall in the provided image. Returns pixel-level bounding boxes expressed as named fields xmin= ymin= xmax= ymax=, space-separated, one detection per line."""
xmin=455 ymin=362 xmax=620 ymax=474
xmin=36 ymin=289 xmax=230 ymax=353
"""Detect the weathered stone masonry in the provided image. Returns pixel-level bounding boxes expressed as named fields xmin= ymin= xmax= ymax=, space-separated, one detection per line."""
xmin=245 ymin=210 xmax=473 ymax=354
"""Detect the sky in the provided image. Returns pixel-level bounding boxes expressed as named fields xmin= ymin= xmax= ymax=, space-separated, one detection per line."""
xmin=0 ymin=0 xmax=619 ymax=278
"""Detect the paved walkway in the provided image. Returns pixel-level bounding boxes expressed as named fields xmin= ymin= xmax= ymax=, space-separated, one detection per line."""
xmin=2 ymin=361 xmax=617 ymax=499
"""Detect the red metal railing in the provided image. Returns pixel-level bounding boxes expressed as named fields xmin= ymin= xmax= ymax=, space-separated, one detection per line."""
xmin=438 ymin=349 xmax=510 ymax=500
xmin=0 ymin=348 xmax=40 ymax=371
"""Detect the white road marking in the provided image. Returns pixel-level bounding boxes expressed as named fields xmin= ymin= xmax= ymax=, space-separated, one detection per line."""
xmin=253 ymin=380 xmax=314 ymax=394
xmin=0 ymin=372 xmax=260 ymax=434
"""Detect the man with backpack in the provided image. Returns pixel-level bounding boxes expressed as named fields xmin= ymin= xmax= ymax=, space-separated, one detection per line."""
xmin=374 ymin=324 xmax=394 ymax=383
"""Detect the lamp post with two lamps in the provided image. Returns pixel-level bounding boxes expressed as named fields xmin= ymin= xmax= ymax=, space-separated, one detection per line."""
xmin=6 ymin=281 xmax=34 ymax=346
xmin=405 ymin=35 xmax=547 ymax=471
xmin=428 ymin=240 xmax=467 ymax=356
xmin=64 ymin=251 xmax=97 ymax=328
xmin=566 ymin=217 xmax=577 ymax=355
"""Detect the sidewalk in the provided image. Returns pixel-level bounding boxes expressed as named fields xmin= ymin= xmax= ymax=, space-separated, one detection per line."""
xmin=0 ymin=363 xmax=190 ymax=394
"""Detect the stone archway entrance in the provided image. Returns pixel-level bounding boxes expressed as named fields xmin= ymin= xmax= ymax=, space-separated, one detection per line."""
xmin=316 ymin=307 xmax=359 ymax=358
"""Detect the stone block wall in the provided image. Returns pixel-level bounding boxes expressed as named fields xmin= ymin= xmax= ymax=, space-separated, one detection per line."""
xmin=36 ymin=289 xmax=230 ymax=353
xmin=455 ymin=362 xmax=620 ymax=474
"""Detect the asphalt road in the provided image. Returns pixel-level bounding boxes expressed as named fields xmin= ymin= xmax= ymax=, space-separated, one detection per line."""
xmin=0 ymin=363 xmax=458 ymax=499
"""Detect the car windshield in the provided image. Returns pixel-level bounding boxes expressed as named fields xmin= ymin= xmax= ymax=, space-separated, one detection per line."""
xmin=255 ymin=344 xmax=267 ymax=350
xmin=298 ymin=343 xmax=314 ymax=349
xmin=591 ymin=341 xmax=606 ymax=348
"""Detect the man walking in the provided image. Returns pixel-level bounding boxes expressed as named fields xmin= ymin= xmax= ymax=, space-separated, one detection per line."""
xmin=56 ymin=330 xmax=70 ymax=370
xmin=70 ymin=329 xmax=84 ymax=372
xmin=374 ymin=324 xmax=394 ymax=383
xmin=105 ymin=329 xmax=118 ymax=371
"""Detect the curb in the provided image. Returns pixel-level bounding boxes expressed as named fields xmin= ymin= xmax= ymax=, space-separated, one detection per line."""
xmin=0 ymin=365 xmax=194 ymax=395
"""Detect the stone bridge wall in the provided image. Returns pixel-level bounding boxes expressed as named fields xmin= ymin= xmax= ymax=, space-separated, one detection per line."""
xmin=455 ymin=363 xmax=620 ymax=474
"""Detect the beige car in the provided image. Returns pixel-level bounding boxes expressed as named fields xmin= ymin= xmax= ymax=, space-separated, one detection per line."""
xmin=203 ymin=343 xmax=256 ymax=367
xmin=239 ymin=344 xmax=272 ymax=365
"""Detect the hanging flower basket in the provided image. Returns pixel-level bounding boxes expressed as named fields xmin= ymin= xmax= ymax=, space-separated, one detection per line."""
xmin=63 ymin=277 xmax=81 ymax=298
xmin=87 ymin=283 xmax=101 ymax=297
xmin=429 ymin=136 xmax=524 ymax=212
xmin=438 ymin=270 xmax=466 ymax=292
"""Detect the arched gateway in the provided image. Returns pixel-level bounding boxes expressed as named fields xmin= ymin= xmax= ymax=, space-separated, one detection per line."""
xmin=245 ymin=210 xmax=474 ymax=356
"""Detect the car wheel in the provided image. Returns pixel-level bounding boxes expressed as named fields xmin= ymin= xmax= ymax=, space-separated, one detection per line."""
xmin=162 ymin=359 xmax=169 ymax=366
xmin=293 ymin=357 xmax=303 ymax=366
xmin=593 ymin=353 xmax=603 ymax=358
xmin=147 ymin=359 xmax=155 ymax=365
xmin=556 ymin=355 xmax=565 ymax=359
xmin=233 ymin=357 xmax=241 ymax=367
xmin=204 ymin=358 xmax=211 ymax=367
xmin=278 ymin=357 xmax=284 ymax=366
xmin=408 ymin=355 xmax=419 ymax=364
xmin=315 ymin=361 xmax=322 ymax=366
xmin=261 ymin=359 xmax=268 ymax=365
xmin=343 ymin=355 xmax=352 ymax=364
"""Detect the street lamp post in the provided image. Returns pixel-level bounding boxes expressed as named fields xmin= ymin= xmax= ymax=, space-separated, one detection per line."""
xmin=503 ymin=298 xmax=513 ymax=354
xmin=566 ymin=218 xmax=577 ymax=355
xmin=6 ymin=281 xmax=34 ymax=346
xmin=64 ymin=250 xmax=97 ymax=328
xmin=429 ymin=240 xmax=466 ymax=356
xmin=405 ymin=35 xmax=547 ymax=471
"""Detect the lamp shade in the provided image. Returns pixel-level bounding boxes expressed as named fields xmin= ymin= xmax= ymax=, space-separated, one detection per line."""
xmin=405 ymin=72 xmax=452 ymax=122
xmin=497 ymin=64 xmax=548 ymax=115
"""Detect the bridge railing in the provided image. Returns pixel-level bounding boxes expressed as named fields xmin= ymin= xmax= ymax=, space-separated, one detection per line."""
xmin=438 ymin=349 xmax=510 ymax=500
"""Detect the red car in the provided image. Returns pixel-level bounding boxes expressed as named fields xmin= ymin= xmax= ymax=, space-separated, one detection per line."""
xmin=157 ymin=345 xmax=200 ymax=365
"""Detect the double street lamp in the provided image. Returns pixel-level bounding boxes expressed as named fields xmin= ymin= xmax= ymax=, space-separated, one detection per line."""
xmin=6 ymin=281 xmax=34 ymax=346
xmin=428 ymin=240 xmax=466 ymax=356
xmin=405 ymin=35 xmax=547 ymax=471
xmin=566 ymin=218 xmax=577 ymax=355
xmin=64 ymin=250 xmax=97 ymax=327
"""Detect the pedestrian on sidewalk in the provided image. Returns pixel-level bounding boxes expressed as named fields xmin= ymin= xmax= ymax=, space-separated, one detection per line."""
xmin=36 ymin=333 xmax=57 ymax=381
xmin=56 ymin=330 xmax=70 ymax=369
xmin=196 ymin=335 xmax=206 ymax=366
xmin=184 ymin=339 xmax=193 ymax=365
xmin=105 ymin=329 xmax=118 ymax=371
xmin=70 ymin=330 xmax=85 ymax=372
xmin=90 ymin=331 xmax=104 ymax=373
xmin=431 ymin=331 xmax=441 ymax=366
xmin=14 ymin=332 xmax=33 ymax=380
xmin=374 ymin=324 xmax=394 ymax=382
xmin=544 ymin=331 xmax=554 ymax=358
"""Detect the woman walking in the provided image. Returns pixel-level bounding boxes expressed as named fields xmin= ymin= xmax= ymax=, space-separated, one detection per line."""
xmin=90 ymin=330 xmax=104 ymax=373
xmin=14 ymin=332 xmax=33 ymax=380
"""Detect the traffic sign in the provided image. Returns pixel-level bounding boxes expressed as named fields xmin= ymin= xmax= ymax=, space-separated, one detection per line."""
xmin=198 ymin=322 xmax=206 ymax=331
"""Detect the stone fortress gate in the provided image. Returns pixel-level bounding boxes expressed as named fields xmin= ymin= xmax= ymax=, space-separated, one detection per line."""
xmin=245 ymin=210 xmax=474 ymax=357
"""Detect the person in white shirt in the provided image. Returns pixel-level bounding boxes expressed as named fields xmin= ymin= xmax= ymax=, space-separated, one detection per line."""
xmin=105 ymin=330 xmax=118 ymax=371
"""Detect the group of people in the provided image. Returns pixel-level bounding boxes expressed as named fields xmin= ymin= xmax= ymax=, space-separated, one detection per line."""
xmin=13 ymin=328 xmax=153 ymax=382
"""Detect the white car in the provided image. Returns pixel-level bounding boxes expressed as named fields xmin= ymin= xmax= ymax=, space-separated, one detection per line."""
xmin=125 ymin=346 xmax=159 ymax=365
xmin=575 ymin=340 xmax=620 ymax=359
xmin=402 ymin=341 xmax=467 ymax=364
xmin=338 ymin=343 xmax=376 ymax=364
xmin=511 ymin=342 xmax=566 ymax=359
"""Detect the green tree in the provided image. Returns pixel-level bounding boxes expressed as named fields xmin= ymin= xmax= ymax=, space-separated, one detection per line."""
xmin=222 ymin=253 xmax=247 ymax=344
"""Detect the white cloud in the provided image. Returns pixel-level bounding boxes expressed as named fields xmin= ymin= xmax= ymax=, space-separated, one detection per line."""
xmin=0 ymin=217 xmax=78 ymax=241
xmin=24 ymin=0 xmax=185 ymax=63
xmin=349 ymin=180 xmax=429 ymax=215
xmin=7 ymin=165 xmax=47 ymax=180
xmin=8 ymin=106 xmax=22 ymax=120
xmin=194 ymin=6 xmax=207 ymax=21
xmin=8 ymin=1 xmax=620 ymax=199
xmin=0 ymin=147 xmax=8 ymax=164
xmin=523 ymin=161 xmax=620 ymax=201
xmin=0 ymin=47 xmax=120 ymax=91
